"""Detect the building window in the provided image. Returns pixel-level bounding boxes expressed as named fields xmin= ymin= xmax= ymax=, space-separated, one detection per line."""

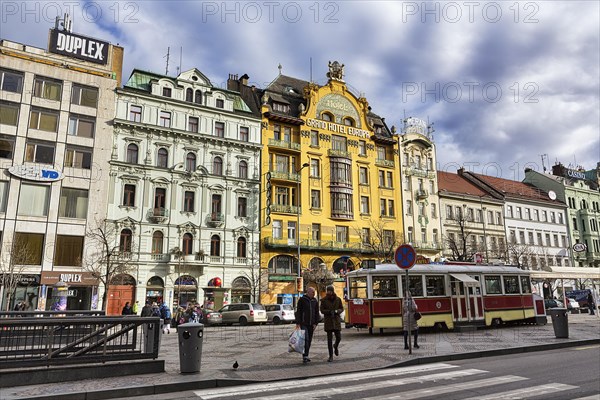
xmin=215 ymin=121 xmax=225 ymax=137
xmin=213 ymin=156 xmax=223 ymax=175
xmin=380 ymin=199 xmax=386 ymax=216
xmin=311 ymin=190 xmax=321 ymax=208
xmin=126 ymin=144 xmax=139 ymax=164
xmin=336 ymin=226 xmax=349 ymax=242
xmin=273 ymin=220 xmax=282 ymax=239
xmin=331 ymin=193 xmax=353 ymax=217
xmin=358 ymin=140 xmax=366 ymax=156
xmin=33 ymin=76 xmax=62 ymax=101
xmin=541 ymin=210 xmax=547 ymax=222
xmin=359 ymin=167 xmax=368 ymax=185
xmin=239 ymin=126 xmax=249 ymax=142
xmin=162 ymin=87 xmax=172 ymax=97
xmin=377 ymin=146 xmax=386 ymax=160
xmin=65 ymin=146 xmax=92 ymax=169
xmin=237 ymin=237 xmax=247 ymax=258
xmin=211 ymin=194 xmax=222 ymax=213
xmin=310 ymin=130 xmax=319 ymax=147
xmin=54 ymin=235 xmax=84 ymax=266
xmin=343 ymin=117 xmax=354 ymax=126
xmin=18 ymin=184 xmax=49 ymax=216
xmin=29 ymin=108 xmax=59 ymax=132
xmin=188 ymin=116 xmax=199 ymax=133
xmin=331 ymin=135 xmax=347 ymax=152
xmin=239 ymin=160 xmax=248 ymax=179
xmin=378 ymin=171 xmax=385 ymax=187
xmin=386 ymin=171 xmax=393 ymax=188
xmin=310 ymin=159 xmax=320 ymax=178
xmin=431 ymin=203 xmax=437 ymax=218
xmin=216 ymin=99 xmax=224 ymax=108
xmin=157 ymin=148 xmax=168 ymax=168
xmin=185 ymin=153 xmax=196 ymax=172
xmin=558 ymin=213 xmax=564 ymax=224
xmin=0 ymin=101 xmax=19 ymax=126
xmin=273 ymin=124 xmax=281 ymax=140
xmin=272 ymin=102 xmax=289 ymax=113
xmin=210 ymin=235 xmax=221 ymax=256
xmin=528 ymin=232 xmax=534 ymax=245
xmin=59 ymin=188 xmax=88 ymax=219
xmin=183 ymin=233 xmax=194 ymax=255
xmin=321 ymin=112 xmax=332 ymax=121
xmin=550 ymin=212 xmax=556 ymax=223
xmin=195 ymin=90 xmax=202 ymax=104
xmin=119 ymin=229 xmax=133 ymax=252
xmin=152 ymin=231 xmax=164 ymax=254
xmin=407 ymin=227 xmax=414 ymax=243
xmin=129 ymin=105 xmax=142 ymax=122
xmin=184 ymin=191 xmax=195 ymax=212
xmin=360 ymin=196 xmax=370 ymax=214
xmin=159 ymin=111 xmax=171 ymax=128
xmin=67 ymin=114 xmax=95 ymax=138
xmin=516 ymin=207 xmax=522 ymax=219
xmin=0 ymin=68 xmax=23 ymax=93
xmin=361 ymin=228 xmax=370 ymax=244
xmin=71 ymin=84 xmax=98 ymax=108
xmin=287 ymin=221 xmax=296 ymax=240
xmin=433 ymin=229 xmax=439 ymax=243
xmin=151 ymin=188 xmax=165 ymax=212
xmin=237 ymin=197 xmax=247 ymax=217
xmin=0 ymin=181 xmax=8 ymax=213
xmin=123 ymin=184 xmax=136 ymax=206
xmin=537 ymin=232 xmax=543 ymax=245
xmin=14 ymin=233 xmax=44 ymax=265
xmin=25 ymin=142 xmax=54 ymax=164
xmin=331 ymin=161 xmax=352 ymax=185
xmin=0 ymin=137 xmax=14 ymax=159
xmin=388 ymin=200 xmax=395 ymax=217
xmin=406 ymin=200 xmax=413 ymax=215
xmin=312 ymin=224 xmax=322 ymax=241
xmin=186 ymin=88 xmax=193 ymax=102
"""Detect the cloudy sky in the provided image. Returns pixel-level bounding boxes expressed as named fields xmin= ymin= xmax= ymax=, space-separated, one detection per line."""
xmin=3 ymin=1 xmax=598 ymax=180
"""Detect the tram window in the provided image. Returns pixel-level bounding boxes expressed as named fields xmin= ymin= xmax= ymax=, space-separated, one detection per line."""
xmin=503 ymin=276 xmax=520 ymax=294
xmin=372 ymin=276 xmax=398 ymax=298
xmin=349 ymin=277 xmax=368 ymax=299
xmin=484 ymin=276 xmax=502 ymax=294
xmin=520 ymin=276 xmax=532 ymax=294
xmin=425 ymin=275 xmax=445 ymax=296
xmin=402 ymin=276 xmax=424 ymax=297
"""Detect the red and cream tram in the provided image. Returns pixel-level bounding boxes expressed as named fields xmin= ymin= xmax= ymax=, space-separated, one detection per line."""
xmin=345 ymin=262 xmax=546 ymax=331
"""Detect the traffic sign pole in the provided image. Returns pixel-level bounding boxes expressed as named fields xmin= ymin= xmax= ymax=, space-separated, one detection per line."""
xmin=394 ymin=244 xmax=417 ymax=355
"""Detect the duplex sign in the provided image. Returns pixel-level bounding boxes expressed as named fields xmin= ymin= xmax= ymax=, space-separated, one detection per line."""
xmin=9 ymin=165 xmax=63 ymax=182
xmin=49 ymin=29 xmax=109 ymax=65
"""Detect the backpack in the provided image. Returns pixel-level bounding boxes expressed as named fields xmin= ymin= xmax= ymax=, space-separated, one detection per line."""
xmin=162 ymin=308 xmax=172 ymax=320
xmin=151 ymin=307 xmax=161 ymax=317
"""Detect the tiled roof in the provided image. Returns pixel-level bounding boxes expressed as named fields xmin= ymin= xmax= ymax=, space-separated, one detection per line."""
xmin=437 ymin=171 xmax=491 ymax=197
xmin=468 ymin=172 xmax=561 ymax=204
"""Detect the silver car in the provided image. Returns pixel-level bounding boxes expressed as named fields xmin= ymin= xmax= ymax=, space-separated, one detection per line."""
xmin=265 ymin=304 xmax=295 ymax=324
xmin=219 ymin=303 xmax=267 ymax=325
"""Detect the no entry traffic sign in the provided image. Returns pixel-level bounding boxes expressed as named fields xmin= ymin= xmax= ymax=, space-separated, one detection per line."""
xmin=395 ymin=244 xmax=416 ymax=270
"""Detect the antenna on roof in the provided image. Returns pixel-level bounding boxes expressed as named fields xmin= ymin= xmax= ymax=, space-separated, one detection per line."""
xmin=310 ymin=57 xmax=313 ymax=82
xmin=177 ymin=46 xmax=182 ymax=76
xmin=540 ymin=154 xmax=548 ymax=172
xmin=278 ymin=63 xmax=282 ymax=75
xmin=164 ymin=47 xmax=170 ymax=75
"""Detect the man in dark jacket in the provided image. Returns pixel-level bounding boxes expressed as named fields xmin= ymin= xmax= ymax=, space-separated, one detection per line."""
xmin=141 ymin=301 xmax=153 ymax=317
xmin=295 ymin=287 xmax=319 ymax=363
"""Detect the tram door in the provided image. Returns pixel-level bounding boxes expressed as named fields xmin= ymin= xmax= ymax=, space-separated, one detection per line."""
xmin=450 ymin=274 xmax=484 ymax=323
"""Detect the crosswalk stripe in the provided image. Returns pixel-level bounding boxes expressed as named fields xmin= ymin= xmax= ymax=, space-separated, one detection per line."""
xmin=224 ymin=369 xmax=488 ymax=400
xmin=363 ymin=375 xmax=528 ymax=400
xmin=571 ymin=395 xmax=600 ymax=400
xmin=193 ymin=363 xmax=458 ymax=399
xmin=462 ymin=383 xmax=578 ymax=400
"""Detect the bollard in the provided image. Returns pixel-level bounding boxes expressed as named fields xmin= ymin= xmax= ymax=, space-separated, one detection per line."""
xmin=547 ymin=308 xmax=569 ymax=338
xmin=178 ymin=322 xmax=204 ymax=373
xmin=143 ymin=318 xmax=163 ymax=354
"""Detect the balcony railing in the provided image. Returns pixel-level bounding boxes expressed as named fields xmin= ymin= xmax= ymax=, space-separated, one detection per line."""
xmin=411 ymin=241 xmax=443 ymax=251
xmin=415 ymin=189 xmax=429 ymax=199
xmin=375 ymin=159 xmax=395 ymax=168
xmin=150 ymin=253 xmax=170 ymax=262
xmin=270 ymin=204 xmax=300 ymax=214
xmin=328 ymin=149 xmax=352 ymax=159
xmin=206 ymin=212 xmax=224 ymax=227
xmin=404 ymin=166 xmax=436 ymax=179
xmin=268 ymin=139 xmax=301 ymax=151
xmin=147 ymin=208 xmax=169 ymax=222
xmin=235 ymin=257 xmax=248 ymax=264
xmin=263 ymin=237 xmax=374 ymax=253
xmin=270 ymin=170 xmax=300 ymax=181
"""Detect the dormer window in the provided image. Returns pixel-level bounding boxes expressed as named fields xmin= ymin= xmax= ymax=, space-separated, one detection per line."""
xmin=186 ymin=88 xmax=193 ymax=102
xmin=195 ymin=90 xmax=202 ymax=104
xmin=272 ymin=102 xmax=289 ymax=113
xmin=162 ymin=87 xmax=172 ymax=97
xmin=216 ymin=99 xmax=224 ymax=108
xmin=321 ymin=112 xmax=333 ymax=122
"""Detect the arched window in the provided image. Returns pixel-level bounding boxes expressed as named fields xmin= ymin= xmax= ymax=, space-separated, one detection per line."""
xmin=321 ymin=112 xmax=332 ymax=122
xmin=213 ymin=156 xmax=223 ymax=175
xmin=210 ymin=235 xmax=221 ymax=256
xmin=309 ymin=257 xmax=324 ymax=270
xmin=119 ymin=229 xmax=132 ymax=252
xmin=152 ymin=231 xmax=164 ymax=254
xmin=182 ymin=233 xmax=193 ymax=255
xmin=238 ymin=160 xmax=248 ymax=179
xmin=185 ymin=152 xmax=196 ymax=172
xmin=186 ymin=88 xmax=193 ymax=102
xmin=343 ymin=117 xmax=354 ymax=126
xmin=157 ymin=148 xmax=168 ymax=168
xmin=126 ymin=144 xmax=138 ymax=164
xmin=194 ymin=90 xmax=202 ymax=104
xmin=237 ymin=237 xmax=247 ymax=258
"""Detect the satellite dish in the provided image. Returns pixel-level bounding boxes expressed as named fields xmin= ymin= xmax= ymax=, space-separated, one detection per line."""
xmin=548 ymin=190 xmax=557 ymax=200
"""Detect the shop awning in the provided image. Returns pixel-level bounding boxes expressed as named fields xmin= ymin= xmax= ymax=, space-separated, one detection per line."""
xmin=450 ymin=273 xmax=480 ymax=287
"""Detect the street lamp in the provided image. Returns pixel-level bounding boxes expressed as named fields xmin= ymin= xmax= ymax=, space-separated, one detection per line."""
xmin=296 ymin=162 xmax=310 ymax=296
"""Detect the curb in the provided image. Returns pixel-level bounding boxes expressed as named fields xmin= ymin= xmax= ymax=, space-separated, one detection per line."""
xmin=19 ymin=338 xmax=600 ymax=400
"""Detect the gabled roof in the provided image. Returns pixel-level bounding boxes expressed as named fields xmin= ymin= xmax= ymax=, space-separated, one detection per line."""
xmin=437 ymin=171 xmax=491 ymax=198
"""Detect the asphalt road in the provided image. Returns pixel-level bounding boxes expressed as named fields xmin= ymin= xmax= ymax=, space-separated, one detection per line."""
xmin=116 ymin=345 xmax=600 ymax=400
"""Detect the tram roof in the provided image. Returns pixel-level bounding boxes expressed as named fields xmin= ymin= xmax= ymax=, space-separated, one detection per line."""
xmin=347 ymin=263 xmax=528 ymax=276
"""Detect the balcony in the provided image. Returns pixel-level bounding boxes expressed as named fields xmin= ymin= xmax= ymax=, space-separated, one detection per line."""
xmin=328 ymin=149 xmax=352 ymax=159
xmin=268 ymin=138 xmax=301 ymax=151
xmin=404 ymin=166 xmax=435 ymax=179
xmin=270 ymin=204 xmax=300 ymax=214
xmin=270 ymin=170 xmax=300 ymax=182
xmin=206 ymin=212 xmax=225 ymax=227
xmin=263 ymin=237 xmax=374 ymax=254
xmin=147 ymin=207 xmax=169 ymax=223
xmin=150 ymin=253 xmax=170 ymax=262
xmin=411 ymin=241 xmax=443 ymax=251
xmin=375 ymin=159 xmax=395 ymax=168
xmin=415 ymin=189 xmax=428 ymax=199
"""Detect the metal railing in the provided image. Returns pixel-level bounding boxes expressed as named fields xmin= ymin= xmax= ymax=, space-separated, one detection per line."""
xmin=0 ymin=316 xmax=160 ymax=369
xmin=0 ymin=311 xmax=105 ymax=319
xmin=328 ymin=149 xmax=352 ymax=159
xmin=268 ymin=139 xmax=301 ymax=151
xmin=375 ymin=159 xmax=395 ymax=168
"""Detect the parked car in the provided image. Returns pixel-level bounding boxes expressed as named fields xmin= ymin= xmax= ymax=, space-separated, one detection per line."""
xmin=544 ymin=299 xmax=564 ymax=309
xmin=567 ymin=298 xmax=580 ymax=311
xmin=265 ymin=304 xmax=295 ymax=324
xmin=566 ymin=289 xmax=594 ymax=309
xmin=202 ymin=310 xmax=223 ymax=325
xmin=219 ymin=303 xmax=267 ymax=325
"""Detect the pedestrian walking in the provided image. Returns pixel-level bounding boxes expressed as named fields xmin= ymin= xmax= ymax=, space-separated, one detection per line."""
xmin=587 ymin=291 xmax=595 ymax=315
xmin=320 ymin=285 xmax=343 ymax=362
xmin=295 ymin=286 xmax=319 ymax=363
xmin=403 ymin=293 xmax=419 ymax=349
xmin=132 ymin=301 xmax=140 ymax=315
xmin=141 ymin=301 xmax=153 ymax=317
xmin=160 ymin=303 xmax=172 ymax=333
xmin=121 ymin=302 xmax=134 ymax=315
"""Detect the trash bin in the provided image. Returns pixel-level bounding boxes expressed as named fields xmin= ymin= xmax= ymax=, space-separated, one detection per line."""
xmin=548 ymin=308 xmax=569 ymax=338
xmin=177 ymin=322 xmax=204 ymax=373
xmin=143 ymin=318 xmax=164 ymax=354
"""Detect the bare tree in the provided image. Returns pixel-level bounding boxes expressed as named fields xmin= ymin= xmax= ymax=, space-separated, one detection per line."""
xmin=241 ymin=244 xmax=265 ymax=303
xmin=83 ymin=219 xmax=136 ymax=311
xmin=303 ymin=262 xmax=335 ymax=296
xmin=505 ymin=237 xmax=536 ymax=269
xmin=444 ymin=210 xmax=476 ymax=261
xmin=354 ymin=219 xmax=404 ymax=263
xmin=0 ymin=235 xmax=36 ymax=311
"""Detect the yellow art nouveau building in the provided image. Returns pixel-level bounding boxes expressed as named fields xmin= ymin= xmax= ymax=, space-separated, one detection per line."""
xmin=254 ymin=62 xmax=403 ymax=303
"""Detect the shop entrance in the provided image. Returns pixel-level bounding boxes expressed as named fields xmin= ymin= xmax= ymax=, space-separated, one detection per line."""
xmin=145 ymin=276 xmax=165 ymax=305
xmin=107 ymin=274 xmax=136 ymax=315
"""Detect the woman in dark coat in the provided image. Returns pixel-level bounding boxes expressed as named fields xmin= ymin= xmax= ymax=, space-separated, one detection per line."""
xmin=320 ymin=285 xmax=344 ymax=362
xmin=403 ymin=293 xmax=419 ymax=349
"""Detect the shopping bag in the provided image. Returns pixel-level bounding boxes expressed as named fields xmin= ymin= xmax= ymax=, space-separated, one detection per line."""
xmin=288 ymin=328 xmax=306 ymax=354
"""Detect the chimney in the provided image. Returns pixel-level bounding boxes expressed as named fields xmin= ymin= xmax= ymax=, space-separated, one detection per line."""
xmin=240 ymin=73 xmax=249 ymax=86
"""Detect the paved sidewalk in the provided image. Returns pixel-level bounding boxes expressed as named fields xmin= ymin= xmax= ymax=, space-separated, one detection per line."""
xmin=2 ymin=313 xmax=599 ymax=399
